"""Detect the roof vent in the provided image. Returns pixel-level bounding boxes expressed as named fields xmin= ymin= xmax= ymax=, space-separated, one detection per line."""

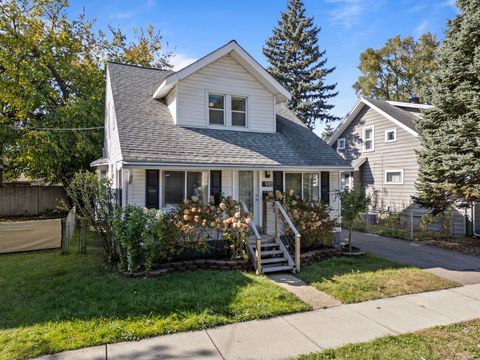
xmin=409 ymin=94 xmax=420 ymax=104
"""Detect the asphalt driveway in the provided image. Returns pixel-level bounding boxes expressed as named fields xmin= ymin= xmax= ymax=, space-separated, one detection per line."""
xmin=340 ymin=230 xmax=480 ymax=285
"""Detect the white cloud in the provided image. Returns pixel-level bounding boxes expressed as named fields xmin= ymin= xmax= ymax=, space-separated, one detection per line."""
xmin=108 ymin=11 xmax=136 ymax=21
xmin=170 ymin=53 xmax=197 ymax=71
xmin=326 ymin=0 xmax=382 ymax=28
xmin=416 ymin=20 xmax=428 ymax=35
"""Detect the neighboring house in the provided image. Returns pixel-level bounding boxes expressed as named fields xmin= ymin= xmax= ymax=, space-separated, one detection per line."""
xmin=328 ymin=96 xmax=430 ymax=211
xmin=91 ymin=40 xmax=351 ymax=271
xmin=328 ymin=96 xmax=470 ymax=236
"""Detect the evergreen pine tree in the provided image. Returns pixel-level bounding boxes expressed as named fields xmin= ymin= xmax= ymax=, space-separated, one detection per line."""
xmin=416 ymin=0 xmax=480 ymax=212
xmin=263 ymin=0 xmax=338 ymax=130
xmin=321 ymin=124 xmax=335 ymax=141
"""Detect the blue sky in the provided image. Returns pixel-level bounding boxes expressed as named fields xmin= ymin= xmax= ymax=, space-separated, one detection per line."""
xmin=69 ymin=0 xmax=457 ymax=135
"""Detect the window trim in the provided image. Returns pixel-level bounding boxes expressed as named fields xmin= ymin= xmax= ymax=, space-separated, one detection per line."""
xmin=384 ymin=169 xmax=404 ymax=185
xmin=231 ymin=96 xmax=248 ymax=127
xmin=385 ymin=129 xmax=397 ymax=143
xmin=207 ymin=93 xmax=226 ymax=126
xmin=362 ymin=125 xmax=375 ymax=152
xmin=337 ymin=138 xmax=346 ymax=150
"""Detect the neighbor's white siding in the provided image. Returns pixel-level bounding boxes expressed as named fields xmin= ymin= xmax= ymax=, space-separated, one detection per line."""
xmin=176 ymin=54 xmax=275 ymax=132
xmin=329 ymin=171 xmax=340 ymax=221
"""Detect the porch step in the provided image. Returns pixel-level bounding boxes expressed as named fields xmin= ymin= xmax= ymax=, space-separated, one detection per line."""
xmin=261 ymin=257 xmax=288 ymax=264
xmin=260 ymin=249 xmax=284 ymax=256
xmin=259 ymin=242 xmax=280 ymax=248
xmin=262 ymin=265 xmax=294 ymax=273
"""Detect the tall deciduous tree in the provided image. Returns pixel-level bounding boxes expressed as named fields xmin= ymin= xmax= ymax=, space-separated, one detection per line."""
xmin=0 ymin=0 xmax=171 ymax=184
xmin=353 ymin=33 xmax=439 ymax=102
xmin=415 ymin=0 xmax=480 ymax=212
xmin=263 ymin=0 xmax=338 ymax=130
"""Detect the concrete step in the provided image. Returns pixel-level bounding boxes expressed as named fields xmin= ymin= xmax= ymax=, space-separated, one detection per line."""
xmin=262 ymin=265 xmax=294 ymax=273
xmin=261 ymin=257 xmax=288 ymax=264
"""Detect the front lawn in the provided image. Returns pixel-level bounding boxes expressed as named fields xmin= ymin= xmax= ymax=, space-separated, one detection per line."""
xmin=299 ymin=319 xmax=480 ymax=360
xmin=297 ymin=255 xmax=459 ymax=303
xmin=0 ymin=247 xmax=308 ymax=360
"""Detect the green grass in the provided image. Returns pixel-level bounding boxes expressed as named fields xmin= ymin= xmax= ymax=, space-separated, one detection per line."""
xmin=299 ymin=319 xmax=480 ymax=359
xmin=0 ymin=247 xmax=309 ymax=360
xmin=297 ymin=255 xmax=459 ymax=303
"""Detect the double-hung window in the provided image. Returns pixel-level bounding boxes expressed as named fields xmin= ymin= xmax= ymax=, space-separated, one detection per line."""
xmin=363 ymin=126 xmax=374 ymax=152
xmin=231 ymin=96 xmax=247 ymax=127
xmin=208 ymin=94 xmax=225 ymax=125
xmin=337 ymin=138 xmax=346 ymax=150
xmin=385 ymin=170 xmax=403 ymax=184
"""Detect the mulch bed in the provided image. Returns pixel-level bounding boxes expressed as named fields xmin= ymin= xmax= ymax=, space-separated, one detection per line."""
xmin=120 ymin=258 xmax=252 ymax=278
xmin=415 ymin=237 xmax=480 ymax=257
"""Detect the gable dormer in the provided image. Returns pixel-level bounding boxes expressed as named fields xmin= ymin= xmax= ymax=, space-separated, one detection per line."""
xmin=155 ymin=41 xmax=291 ymax=133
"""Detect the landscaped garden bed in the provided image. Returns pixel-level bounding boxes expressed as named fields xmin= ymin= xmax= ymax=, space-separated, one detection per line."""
xmin=297 ymin=255 xmax=459 ymax=303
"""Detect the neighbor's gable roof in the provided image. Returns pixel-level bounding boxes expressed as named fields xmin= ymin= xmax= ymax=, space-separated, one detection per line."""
xmin=152 ymin=40 xmax=291 ymax=103
xmin=100 ymin=62 xmax=350 ymax=169
xmin=328 ymin=97 xmax=429 ymax=145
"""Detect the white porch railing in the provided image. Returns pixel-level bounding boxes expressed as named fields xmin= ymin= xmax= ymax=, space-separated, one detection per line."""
xmin=240 ymin=201 xmax=262 ymax=274
xmin=273 ymin=201 xmax=301 ymax=272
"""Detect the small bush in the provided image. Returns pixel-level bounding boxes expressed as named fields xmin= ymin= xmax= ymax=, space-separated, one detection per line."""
xmin=268 ymin=191 xmax=337 ymax=250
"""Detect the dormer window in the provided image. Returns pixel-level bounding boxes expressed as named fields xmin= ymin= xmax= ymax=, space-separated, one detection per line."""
xmin=337 ymin=138 xmax=346 ymax=150
xmin=208 ymin=94 xmax=225 ymax=125
xmin=232 ymin=97 xmax=247 ymax=127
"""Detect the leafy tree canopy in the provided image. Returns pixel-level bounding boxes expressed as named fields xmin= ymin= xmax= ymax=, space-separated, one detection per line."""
xmin=0 ymin=0 xmax=171 ymax=184
xmin=263 ymin=0 xmax=338 ymax=130
xmin=353 ymin=33 xmax=439 ymax=103
xmin=415 ymin=0 xmax=480 ymax=212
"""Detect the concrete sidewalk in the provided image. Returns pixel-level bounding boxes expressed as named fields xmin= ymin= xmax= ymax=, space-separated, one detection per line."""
xmin=37 ymin=283 xmax=480 ymax=360
xmin=340 ymin=230 xmax=480 ymax=285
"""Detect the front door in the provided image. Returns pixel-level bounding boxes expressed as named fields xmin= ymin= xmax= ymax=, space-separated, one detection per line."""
xmin=239 ymin=170 xmax=254 ymax=215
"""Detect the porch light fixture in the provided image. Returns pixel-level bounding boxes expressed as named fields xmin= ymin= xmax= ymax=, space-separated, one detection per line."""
xmin=265 ymin=171 xmax=271 ymax=178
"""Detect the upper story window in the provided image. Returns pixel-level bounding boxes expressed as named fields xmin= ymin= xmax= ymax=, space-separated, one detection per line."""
xmin=231 ymin=96 xmax=247 ymax=127
xmin=363 ymin=126 xmax=374 ymax=152
xmin=337 ymin=138 xmax=346 ymax=150
xmin=385 ymin=129 xmax=396 ymax=142
xmin=208 ymin=94 xmax=225 ymax=125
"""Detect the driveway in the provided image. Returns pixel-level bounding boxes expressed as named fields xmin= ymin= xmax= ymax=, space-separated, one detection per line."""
xmin=341 ymin=230 xmax=480 ymax=285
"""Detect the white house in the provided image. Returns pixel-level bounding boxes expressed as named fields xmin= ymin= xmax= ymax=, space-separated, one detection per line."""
xmin=91 ymin=40 xmax=352 ymax=272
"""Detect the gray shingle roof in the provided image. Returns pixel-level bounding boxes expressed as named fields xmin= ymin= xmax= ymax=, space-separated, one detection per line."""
xmin=364 ymin=97 xmax=418 ymax=132
xmin=107 ymin=62 xmax=350 ymax=168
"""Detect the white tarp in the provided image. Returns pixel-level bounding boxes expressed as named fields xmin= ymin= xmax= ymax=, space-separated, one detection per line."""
xmin=0 ymin=218 xmax=61 ymax=253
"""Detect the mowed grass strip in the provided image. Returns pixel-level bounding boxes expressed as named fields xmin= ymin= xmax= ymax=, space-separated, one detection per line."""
xmin=0 ymin=248 xmax=309 ymax=360
xmin=296 ymin=255 xmax=459 ymax=303
xmin=299 ymin=319 xmax=480 ymax=360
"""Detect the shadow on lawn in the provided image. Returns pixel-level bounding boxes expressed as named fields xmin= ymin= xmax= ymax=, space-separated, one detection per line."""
xmin=0 ymin=246 xmax=255 ymax=330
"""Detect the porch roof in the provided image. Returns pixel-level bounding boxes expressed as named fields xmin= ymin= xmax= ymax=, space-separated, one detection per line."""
xmin=104 ymin=62 xmax=351 ymax=169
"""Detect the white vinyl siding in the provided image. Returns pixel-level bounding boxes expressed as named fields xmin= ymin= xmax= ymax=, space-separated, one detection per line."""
xmin=166 ymin=88 xmax=177 ymax=124
xmin=105 ymin=70 xmax=122 ymax=165
xmin=176 ymin=54 xmax=275 ymax=132
xmin=127 ymin=168 xmax=146 ymax=207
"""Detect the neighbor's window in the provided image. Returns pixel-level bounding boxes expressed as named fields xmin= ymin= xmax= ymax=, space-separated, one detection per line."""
xmin=303 ymin=173 xmax=320 ymax=202
xmin=163 ymin=171 xmax=185 ymax=207
xmin=208 ymin=94 xmax=225 ymax=125
xmin=363 ymin=126 xmax=374 ymax=152
xmin=231 ymin=97 xmax=247 ymax=127
xmin=337 ymin=138 xmax=346 ymax=150
xmin=385 ymin=129 xmax=396 ymax=142
xmin=285 ymin=173 xmax=302 ymax=197
xmin=385 ymin=170 xmax=403 ymax=184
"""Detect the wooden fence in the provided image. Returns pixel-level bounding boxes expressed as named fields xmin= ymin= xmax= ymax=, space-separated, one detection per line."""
xmin=0 ymin=185 xmax=66 ymax=217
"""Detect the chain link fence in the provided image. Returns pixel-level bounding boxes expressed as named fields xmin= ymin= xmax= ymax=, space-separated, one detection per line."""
xmin=352 ymin=209 xmax=467 ymax=240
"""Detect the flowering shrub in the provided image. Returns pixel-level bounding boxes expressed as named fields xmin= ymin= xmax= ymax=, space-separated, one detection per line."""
xmin=267 ymin=190 xmax=337 ymax=250
xmin=174 ymin=196 xmax=252 ymax=259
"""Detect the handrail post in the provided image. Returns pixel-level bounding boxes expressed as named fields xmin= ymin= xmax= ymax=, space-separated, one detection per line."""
xmin=256 ymin=238 xmax=262 ymax=274
xmin=274 ymin=203 xmax=280 ymax=238
xmin=295 ymin=234 xmax=301 ymax=272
